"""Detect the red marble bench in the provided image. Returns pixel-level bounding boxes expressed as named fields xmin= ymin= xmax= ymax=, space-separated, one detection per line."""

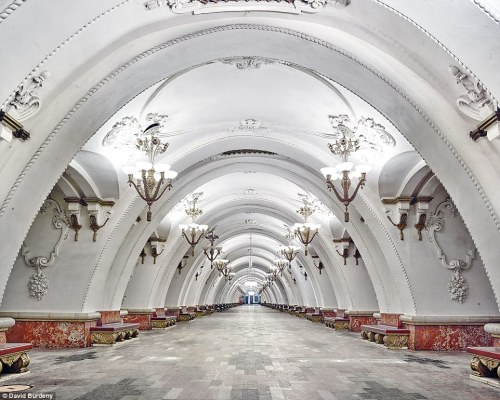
xmin=360 ymin=324 xmax=410 ymax=349
xmin=306 ymin=308 xmax=323 ymax=323
xmin=90 ymin=322 xmax=140 ymax=345
xmin=324 ymin=316 xmax=349 ymax=330
xmin=151 ymin=316 xmax=177 ymax=329
xmin=0 ymin=343 xmax=32 ymax=374
xmin=467 ymin=347 xmax=500 ymax=379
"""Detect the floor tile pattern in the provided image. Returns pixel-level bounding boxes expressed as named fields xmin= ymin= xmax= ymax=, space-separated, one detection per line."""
xmin=1 ymin=306 xmax=499 ymax=399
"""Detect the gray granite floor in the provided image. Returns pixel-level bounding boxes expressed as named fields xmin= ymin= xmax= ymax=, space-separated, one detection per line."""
xmin=1 ymin=306 xmax=499 ymax=399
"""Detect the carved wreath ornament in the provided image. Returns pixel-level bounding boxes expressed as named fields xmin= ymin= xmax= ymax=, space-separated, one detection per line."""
xmin=426 ymin=198 xmax=474 ymax=303
xmin=22 ymin=198 xmax=69 ymax=300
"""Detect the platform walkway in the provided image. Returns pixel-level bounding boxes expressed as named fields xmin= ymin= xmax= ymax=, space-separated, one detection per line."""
xmin=0 ymin=305 xmax=498 ymax=399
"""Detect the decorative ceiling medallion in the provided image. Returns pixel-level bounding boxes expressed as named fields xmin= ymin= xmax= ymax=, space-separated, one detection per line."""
xmin=220 ymin=57 xmax=276 ymax=70
xmin=229 ymin=119 xmax=269 ymax=134
xmin=102 ymin=113 xmax=169 ymax=151
xmin=144 ymin=0 xmax=349 ymax=15
xmin=328 ymin=114 xmax=396 ymax=154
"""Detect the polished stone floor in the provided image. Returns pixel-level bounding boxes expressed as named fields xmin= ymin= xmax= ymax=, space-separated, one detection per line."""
xmin=1 ymin=306 xmax=499 ymax=399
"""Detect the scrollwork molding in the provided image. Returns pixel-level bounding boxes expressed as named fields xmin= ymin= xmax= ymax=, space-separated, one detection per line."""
xmin=426 ymin=198 xmax=475 ymax=303
xmin=144 ymin=0 xmax=349 ymax=14
xmin=22 ymin=198 xmax=69 ymax=300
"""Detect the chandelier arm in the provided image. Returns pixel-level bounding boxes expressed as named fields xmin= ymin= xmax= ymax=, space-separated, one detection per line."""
xmin=327 ymin=181 xmax=348 ymax=204
xmin=151 ymin=179 xmax=173 ymax=203
xmin=347 ymin=178 xmax=366 ymax=203
xmin=149 ymin=176 xmax=165 ymax=201
xmin=127 ymin=180 xmax=151 ymax=203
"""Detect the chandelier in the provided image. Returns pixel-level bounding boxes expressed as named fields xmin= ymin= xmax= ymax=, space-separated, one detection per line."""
xmin=273 ymin=258 xmax=288 ymax=277
xmin=321 ymin=117 xmax=371 ymax=223
xmin=279 ymin=227 xmax=300 ymax=264
xmin=293 ymin=199 xmax=320 ymax=256
xmin=179 ymin=196 xmax=208 ymax=256
xmin=203 ymin=229 xmax=222 ymax=269
xmin=213 ymin=258 xmax=230 ymax=275
xmin=221 ymin=264 xmax=234 ymax=281
xmin=123 ymin=122 xmax=178 ymax=221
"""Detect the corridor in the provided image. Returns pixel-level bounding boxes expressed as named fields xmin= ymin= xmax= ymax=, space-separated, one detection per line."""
xmin=0 ymin=306 xmax=498 ymax=400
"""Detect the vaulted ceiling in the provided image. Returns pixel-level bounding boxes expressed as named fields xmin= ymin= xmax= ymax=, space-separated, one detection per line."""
xmin=0 ymin=0 xmax=499 ymax=315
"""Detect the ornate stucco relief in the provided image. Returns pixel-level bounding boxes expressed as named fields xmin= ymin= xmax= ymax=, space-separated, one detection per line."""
xmin=426 ymin=198 xmax=475 ymax=303
xmin=22 ymin=198 xmax=69 ymax=300
xmin=144 ymin=0 xmax=349 ymax=14
xmin=6 ymin=71 xmax=49 ymax=121
xmin=449 ymin=66 xmax=496 ymax=121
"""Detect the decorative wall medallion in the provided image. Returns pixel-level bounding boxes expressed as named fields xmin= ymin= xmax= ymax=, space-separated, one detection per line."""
xmin=7 ymin=71 xmax=49 ymax=121
xmin=22 ymin=198 xmax=69 ymax=301
xmin=426 ymin=198 xmax=475 ymax=303
xmin=220 ymin=56 xmax=276 ymax=70
xmin=449 ymin=66 xmax=496 ymax=121
xmin=144 ymin=0 xmax=348 ymax=14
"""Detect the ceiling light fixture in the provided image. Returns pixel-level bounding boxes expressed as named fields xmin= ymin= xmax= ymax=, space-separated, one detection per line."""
xmin=293 ymin=198 xmax=320 ymax=256
xmin=179 ymin=195 xmax=208 ymax=256
xmin=279 ymin=227 xmax=300 ymax=264
xmin=123 ymin=121 xmax=178 ymax=221
xmin=321 ymin=116 xmax=371 ymax=222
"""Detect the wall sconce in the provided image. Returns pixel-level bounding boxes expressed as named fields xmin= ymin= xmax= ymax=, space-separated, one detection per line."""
xmin=195 ymin=271 xmax=201 ymax=281
xmin=140 ymin=248 xmax=146 ymax=264
xmin=85 ymin=198 xmax=114 ymax=242
xmin=313 ymin=260 xmax=324 ymax=274
xmin=333 ymin=238 xmax=351 ymax=265
xmin=354 ymin=248 xmax=362 ymax=265
xmin=65 ymin=197 xmax=84 ymax=241
xmin=177 ymin=254 xmax=189 ymax=274
xmin=149 ymin=238 xmax=166 ymax=264
xmin=298 ymin=265 xmax=308 ymax=280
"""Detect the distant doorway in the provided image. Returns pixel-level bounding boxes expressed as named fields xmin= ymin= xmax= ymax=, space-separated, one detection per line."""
xmin=244 ymin=294 xmax=260 ymax=304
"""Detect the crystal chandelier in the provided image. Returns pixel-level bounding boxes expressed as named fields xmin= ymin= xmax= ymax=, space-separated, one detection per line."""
xmin=203 ymin=229 xmax=222 ymax=269
xmin=123 ymin=122 xmax=178 ymax=221
xmin=279 ymin=227 xmax=300 ymax=264
xmin=179 ymin=196 xmax=208 ymax=256
xmin=293 ymin=199 xmax=320 ymax=256
xmin=321 ymin=117 xmax=371 ymax=223
xmin=273 ymin=258 xmax=288 ymax=277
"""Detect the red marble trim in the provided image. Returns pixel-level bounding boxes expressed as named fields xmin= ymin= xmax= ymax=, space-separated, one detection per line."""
xmin=0 ymin=343 xmax=32 ymax=355
xmin=493 ymin=337 xmax=500 ymax=347
xmin=407 ymin=324 xmax=493 ymax=351
xmin=322 ymin=311 xmax=336 ymax=318
xmin=380 ymin=313 xmax=402 ymax=328
xmin=361 ymin=324 xmax=409 ymax=334
xmin=97 ymin=310 xmax=121 ymax=326
xmin=467 ymin=347 xmax=500 ymax=358
xmin=123 ymin=314 xmax=152 ymax=330
xmin=349 ymin=316 xmax=376 ymax=332
xmin=6 ymin=320 xmax=96 ymax=348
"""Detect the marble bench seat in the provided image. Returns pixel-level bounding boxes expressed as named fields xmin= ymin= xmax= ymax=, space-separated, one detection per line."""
xmin=90 ymin=322 xmax=140 ymax=345
xmin=152 ymin=316 xmax=177 ymax=329
xmin=324 ymin=317 xmax=349 ymax=330
xmin=468 ymin=347 xmax=500 ymax=379
xmin=0 ymin=343 xmax=32 ymax=374
xmin=360 ymin=324 xmax=410 ymax=349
